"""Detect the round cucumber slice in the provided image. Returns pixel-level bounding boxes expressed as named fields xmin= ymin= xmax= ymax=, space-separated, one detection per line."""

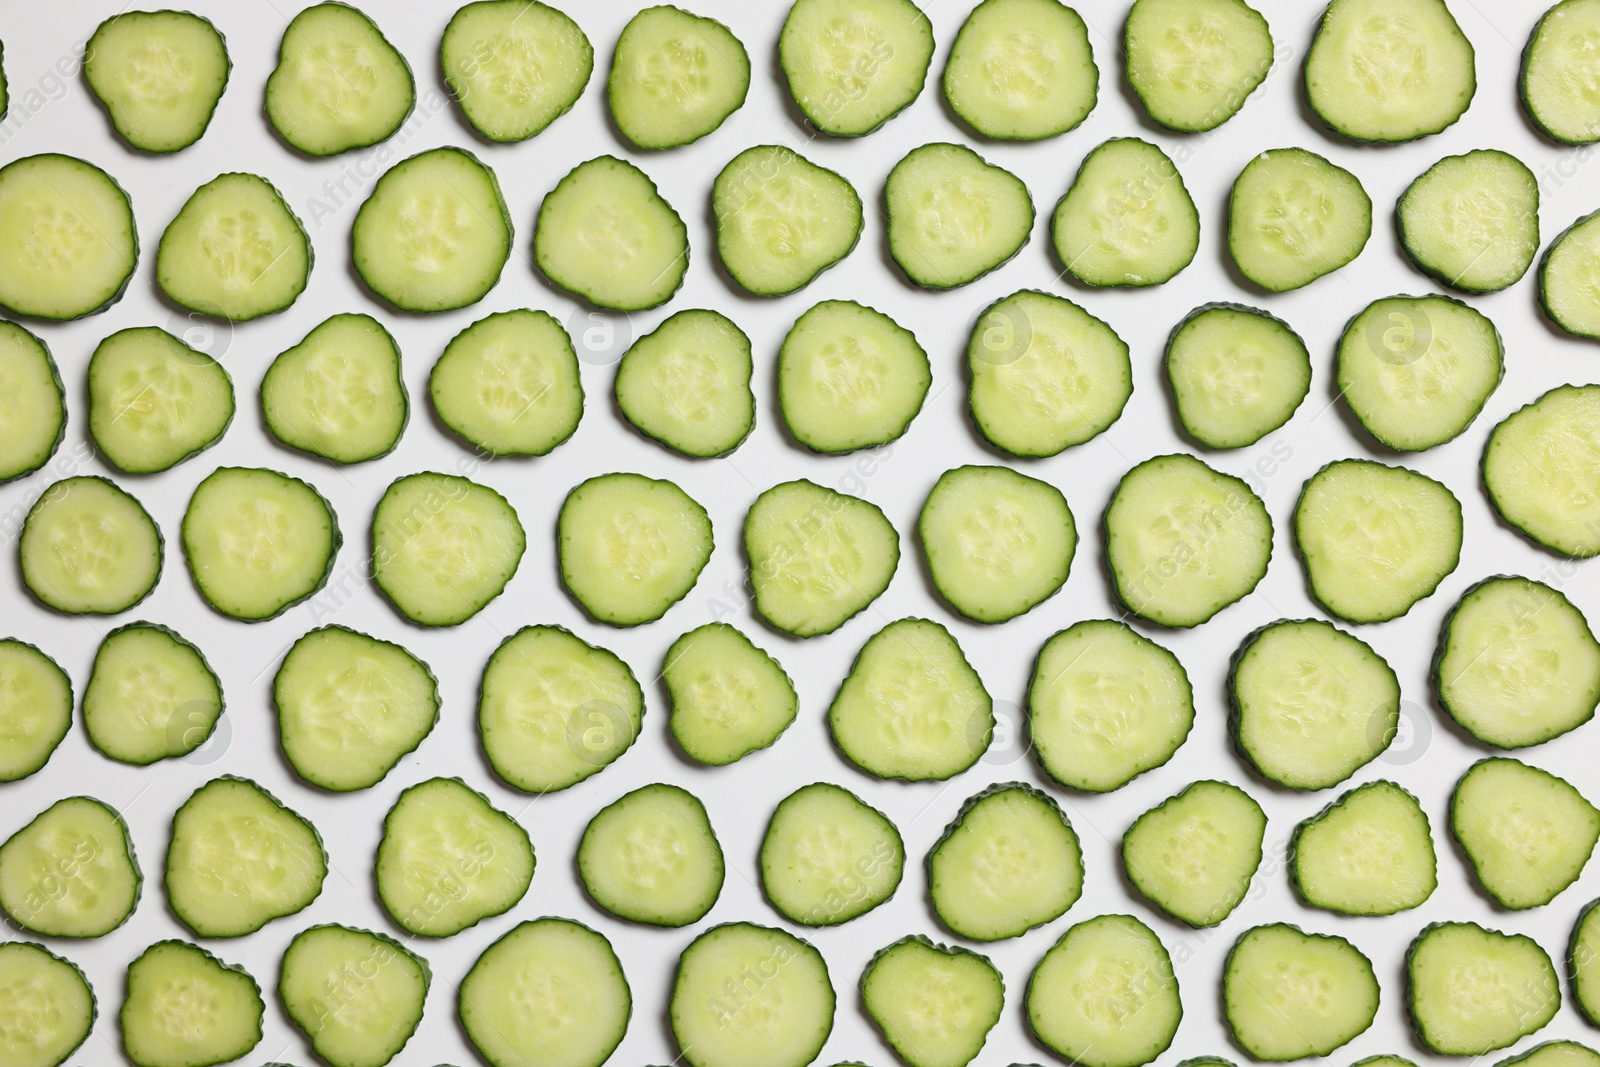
xmin=84 ymin=623 xmax=222 ymax=766
xmin=778 ymin=300 xmax=929 ymax=452
xmin=0 ymin=154 xmax=136 ymax=321
xmin=1026 ymin=914 xmax=1180 ymax=1067
xmin=862 ymin=937 xmax=1003 ymax=1067
xmin=1572 ymin=898 xmax=1600 ymax=1025
xmin=265 ymin=2 xmax=414 ymax=157
xmin=713 ymin=144 xmax=862 ymax=296
xmin=579 ymin=783 xmax=723 ymax=927
xmin=0 ymin=941 xmax=95 ymax=1067
xmin=1228 ymin=147 xmax=1370 ymax=291
xmin=0 ymin=321 xmax=64 ymax=482
xmin=0 ymin=640 xmax=71 ymax=782
xmin=779 ymin=0 xmax=933 ymax=136
xmin=430 ymin=309 xmax=582 ymax=457
xmin=609 ymin=6 xmax=749 ymax=149
xmin=280 ymin=925 xmax=428 ymax=1067
xmin=1398 ymin=150 xmax=1539 ymax=292
xmin=158 ymin=172 xmax=310 ymax=320
xmin=1122 ymin=780 xmax=1265 ymax=927
xmin=1541 ymin=209 xmax=1600 ymax=340
xmin=1053 ymin=137 xmax=1198 ymax=287
xmin=1451 ymin=757 xmax=1600 ymax=910
xmin=1224 ymin=924 xmax=1378 ymax=1060
xmin=262 ymin=313 xmax=407 ymax=464
xmin=1524 ymin=0 xmax=1600 ymax=144
xmin=0 ymin=796 xmax=140 ymax=938
xmin=615 ymin=309 xmax=753 ymax=458
xmin=759 ymin=782 xmax=903 ymax=926
xmin=943 ymin=0 xmax=1096 ymax=140
xmin=665 ymin=623 xmax=797 ymax=766
xmin=1406 ymin=922 xmax=1558 ymax=1055
xmin=85 ymin=10 xmax=229 ymax=152
xmin=1165 ymin=303 xmax=1310 ymax=449
xmin=21 ymin=476 xmax=162 ymax=616
xmin=1125 ymin=0 xmax=1271 ymax=132
xmin=442 ymin=0 xmax=592 ymax=142
xmin=121 ymin=941 xmax=262 ymax=1067
xmin=886 ymin=142 xmax=1032 ymax=288
xmin=88 ymin=326 xmax=234 ymax=473
xmin=1291 ymin=780 xmax=1436 ymax=915
xmin=1485 ymin=385 xmax=1600 ymax=557
xmin=1500 ymin=1043 xmax=1600 ymax=1067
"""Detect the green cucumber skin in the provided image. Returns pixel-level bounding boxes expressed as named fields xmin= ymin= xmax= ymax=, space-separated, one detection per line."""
xmin=93 ymin=621 xmax=225 ymax=767
xmin=268 ymin=2 xmax=416 ymax=159
xmin=1 ymin=322 xmax=65 ymax=483
xmin=1570 ymin=897 xmax=1600 ymax=1027
xmin=25 ymin=475 xmax=164 ymax=617
xmin=1286 ymin=781 xmax=1431 ymax=915
xmin=2 ymin=796 xmax=143 ymax=938
xmin=0 ymin=154 xmax=138 ymax=322
xmin=1541 ymin=208 xmax=1600 ymax=341
xmin=86 ymin=11 xmax=232 ymax=153
xmin=1164 ymin=301 xmax=1307 ymax=449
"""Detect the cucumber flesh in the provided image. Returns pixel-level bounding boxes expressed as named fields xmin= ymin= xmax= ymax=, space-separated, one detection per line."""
xmin=88 ymin=326 xmax=233 ymax=474
xmin=265 ymin=2 xmax=413 ymax=156
xmin=0 ymin=640 xmax=71 ymax=782
xmin=609 ymin=6 xmax=749 ymax=149
xmin=84 ymin=623 xmax=222 ymax=766
xmin=615 ymin=309 xmax=753 ymax=458
xmin=1125 ymin=0 xmax=1272 ymax=132
xmin=0 ymin=321 xmax=64 ymax=482
xmin=1541 ymin=209 xmax=1600 ymax=339
xmin=1572 ymin=899 xmax=1600 ymax=1025
xmin=120 ymin=941 xmax=262 ymax=1067
xmin=430 ymin=308 xmax=582 ymax=457
xmin=778 ymin=300 xmax=929 ymax=452
xmin=280 ymin=925 xmax=428 ymax=1067
xmin=1224 ymin=924 xmax=1378 ymax=1060
xmin=862 ymin=937 xmax=1003 ymax=1067
xmin=886 ymin=142 xmax=1032 ymax=288
xmin=20 ymin=476 xmax=162 ymax=616
xmin=665 ymin=623 xmax=797 ymax=766
xmin=1291 ymin=780 xmax=1436 ymax=915
xmin=1122 ymin=780 xmax=1264 ymax=927
xmin=0 ymin=154 xmax=137 ymax=321
xmin=441 ymin=0 xmax=592 ymax=142
xmin=263 ymin=313 xmax=407 ymax=464
xmin=1407 ymin=922 xmax=1558 ymax=1055
xmin=1524 ymin=0 xmax=1600 ymax=143
xmin=779 ymin=0 xmax=933 ymax=136
xmin=0 ymin=796 xmax=139 ymax=938
xmin=1451 ymin=757 xmax=1600 ymax=910
xmin=1053 ymin=138 xmax=1198 ymax=287
xmin=85 ymin=11 xmax=229 ymax=152
xmin=1500 ymin=1043 xmax=1600 ymax=1067
xmin=578 ymin=783 xmax=723 ymax=927
xmin=1026 ymin=914 xmax=1180 ymax=1067
xmin=1165 ymin=303 xmax=1310 ymax=449
xmin=0 ymin=941 xmax=95 ymax=1067
xmin=157 ymin=172 xmax=310 ymax=320
xmin=713 ymin=145 xmax=862 ymax=296
xmin=1398 ymin=150 xmax=1539 ymax=292
xmin=1485 ymin=385 xmax=1600 ymax=557
xmin=942 ymin=0 xmax=1097 ymax=140
xmin=1228 ymin=148 xmax=1370 ymax=291
xmin=759 ymin=782 xmax=903 ymax=926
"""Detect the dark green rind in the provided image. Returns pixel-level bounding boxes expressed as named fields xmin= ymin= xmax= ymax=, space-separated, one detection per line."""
xmin=157 ymin=173 xmax=311 ymax=321
xmin=0 ymin=154 xmax=137 ymax=322
xmin=578 ymin=783 xmax=723 ymax=927
xmin=1450 ymin=756 xmax=1600 ymax=910
xmin=440 ymin=0 xmax=593 ymax=144
xmin=0 ymin=942 xmax=96 ymax=1067
xmin=264 ymin=314 xmax=408 ymax=464
xmin=886 ymin=142 xmax=1033 ymax=290
xmin=279 ymin=923 xmax=430 ymax=1062
xmin=615 ymin=311 xmax=753 ymax=459
xmin=1052 ymin=138 xmax=1199 ymax=288
xmin=1406 ymin=921 xmax=1558 ymax=1055
xmin=1541 ymin=209 xmax=1600 ymax=340
xmin=89 ymin=327 xmax=236 ymax=474
xmin=0 ymin=638 xmax=71 ymax=782
xmin=535 ymin=155 xmax=686 ymax=311
xmin=860 ymin=935 xmax=1003 ymax=1067
xmin=85 ymin=11 xmax=231 ymax=153
xmin=265 ymin=1 xmax=415 ymax=158
xmin=1163 ymin=301 xmax=1310 ymax=449
xmin=759 ymin=782 xmax=903 ymax=926
xmin=0 ymin=796 xmax=142 ymax=937
xmin=1484 ymin=385 xmax=1600 ymax=558
xmin=779 ymin=300 xmax=929 ymax=453
xmin=1350 ymin=1058 xmax=1419 ymax=1067
xmin=122 ymin=940 xmax=263 ymax=1067
xmin=22 ymin=475 xmax=164 ymax=616
xmin=778 ymin=0 xmax=932 ymax=137
xmin=1396 ymin=151 xmax=1538 ymax=293
xmin=665 ymin=622 xmax=797 ymax=766
xmin=1124 ymin=0 xmax=1269 ymax=133
xmin=1569 ymin=897 xmax=1600 ymax=1027
xmin=1287 ymin=780 xmax=1435 ymax=915
xmin=1179 ymin=1060 xmax=1240 ymax=1067
xmin=1224 ymin=923 xmax=1378 ymax=1061
xmin=943 ymin=0 xmax=1096 ymax=140
xmin=713 ymin=145 xmax=863 ymax=297
xmin=1522 ymin=2 xmax=1600 ymax=146
xmin=87 ymin=621 xmax=224 ymax=766
xmin=1123 ymin=780 xmax=1264 ymax=927
xmin=0 ymin=321 xmax=65 ymax=483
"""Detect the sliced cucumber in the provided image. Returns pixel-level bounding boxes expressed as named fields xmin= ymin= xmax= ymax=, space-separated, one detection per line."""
xmin=1228 ymin=147 xmax=1370 ymax=291
xmin=1451 ymin=756 xmax=1600 ymax=910
xmin=759 ymin=782 xmax=902 ymax=926
xmin=182 ymin=466 xmax=338 ymax=621
xmin=1305 ymin=0 xmax=1475 ymax=142
xmin=460 ymin=917 xmax=630 ymax=1067
xmin=942 ymin=0 xmax=1096 ymax=140
xmin=430 ymin=308 xmax=582 ymax=457
xmin=929 ymin=782 xmax=1082 ymax=941
xmin=88 ymin=326 xmax=233 ymax=473
xmin=265 ymin=2 xmax=413 ymax=156
xmin=665 ymin=623 xmax=796 ymax=765
xmin=609 ymin=6 xmax=749 ymax=149
xmin=376 ymin=776 xmax=532 ymax=937
xmin=1224 ymin=924 xmax=1378 ymax=1061
xmin=712 ymin=144 xmax=862 ymax=296
xmin=778 ymin=300 xmax=929 ymax=452
xmin=1407 ymin=922 xmax=1559 ymax=1055
xmin=1122 ymin=780 xmax=1264 ymax=927
xmin=1542 ymin=209 xmax=1600 ymax=339
xmin=263 ymin=313 xmax=407 ymax=464
xmin=280 ymin=924 xmax=428 ymax=1067
xmin=1291 ymin=780 xmax=1436 ymax=915
xmin=744 ymin=479 xmax=899 ymax=637
xmin=966 ymin=289 xmax=1131 ymax=456
xmin=1052 ymin=138 xmax=1198 ymax=287
xmin=85 ymin=11 xmax=229 ymax=152
xmin=1230 ymin=619 xmax=1400 ymax=790
xmin=479 ymin=625 xmax=644 ymax=793
xmin=1501 ymin=1043 xmax=1600 ymax=1067
xmin=1029 ymin=619 xmax=1193 ymax=792
xmin=578 ymin=783 xmax=723 ymax=926
xmin=1294 ymin=459 xmax=1462 ymax=623
xmin=1125 ymin=0 xmax=1272 ymax=132
xmin=21 ymin=476 xmax=162 ymax=615
xmin=558 ymin=473 xmax=712 ymax=626
xmin=0 ymin=640 xmax=70 ymax=782
xmin=1572 ymin=898 xmax=1600 ymax=1025
xmin=0 ymin=154 xmax=135 ymax=321
xmin=275 ymin=626 xmax=438 ymax=791
xmin=1524 ymin=0 xmax=1600 ymax=144
xmin=158 ymin=172 xmax=309 ymax=320
xmin=120 ymin=941 xmax=261 ymax=1067
xmin=862 ymin=936 xmax=1003 ymax=1067
xmin=1165 ymin=303 xmax=1309 ymax=450
xmin=371 ymin=472 xmax=525 ymax=626
xmin=829 ymin=617 xmax=991 ymax=781
xmin=778 ymin=0 xmax=932 ymax=136
xmin=0 ymin=941 xmax=95 ymax=1067
xmin=1485 ymin=385 xmax=1600 ymax=557
xmin=1105 ymin=453 xmax=1272 ymax=628
xmin=0 ymin=321 xmax=64 ymax=482
xmin=0 ymin=796 xmax=139 ymax=938
xmin=1398 ymin=150 xmax=1539 ymax=292
xmin=1025 ymin=914 xmax=1180 ymax=1067
xmin=886 ymin=142 xmax=1032 ymax=289
xmin=442 ymin=0 xmax=592 ymax=142
xmin=84 ymin=623 xmax=222 ymax=766
xmin=670 ymin=922 xmax=834 ymax=1067
xmin=615 ymin=309 xmax=752 ymax=457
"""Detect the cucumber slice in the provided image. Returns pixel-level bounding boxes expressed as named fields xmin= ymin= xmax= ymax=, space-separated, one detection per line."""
xmin=558 ymin=473 xmax=712 ymax=626
xmin=1435 ymin=576 xmax=1600 ymax=749
xmin=886 ymin=142 xmax=1032 ymax=288
xmin=85 ymin=11 xmax=229 ymax=152
xmin=1524 ymin=0 xmax=1600 ymax=143
xmin=829 ymin=617 xmax=992 ymax=781
xmin=1229 ymin=619 xmax=1400 ymax=790
xmin=778 ymin=0 xmax=933 ymax=136
xmin=479 ymin=625 xmax=644 ymax=793
xmin=535 ymin=155 xmax=687 ymax=311
xmin=0 ymin=640 xmax=71 ymax=782
xmin=1485 ymin=385 xmax=1600 ymax=557
xmin=1291 ymin=780 xmax=1436 ymax=915
xmin=441 ymin=0 xmax=592 ymax=142
xmin=280 ymin=925 xmax=428 ymax=1067
xmin=460 ymin=917 xmax=630 ymax=1067
xmin=1352 ymin=1057 xmax=1419 ymax=1067
xmin=942 ymin=0 xmax=1096 ymax=140
xmin=88 ymin=326 xmax=234 ymax=473
xmin=1541 ymin=209 xmax=1600 ymax=340
xmin=0 ymin=154 xmax=136 ymax=321
xmin=0 ymin=796 xmax=139 ymax=938
xmin=1122 ymin=780 xmax=1264 ymax=927
xmin=1105 ymin=454 xmax=1272 ymax=628
xmin=918 ymin=465 xmax=1074 ymax=623
xmin=0 ymin=941 xmax=95 ymax=1067
xmin=1224 ymin=924 xmax=1378 ymax=1060
xmin=1294 ymin=459 xmax=1462 ymax=623
xmin=1407 ymin=922 xmax=1558 ymax=1055
xmin=1228 ymin=147 xmax=1370 ymax=291
xmin=165 ymin=776 xmax=325 ymax=938
xmin=275 ymin=626 xmax=439 ymax=791
xmin=84 ymin=623 xmax=222 ymax=766
xmin=712 ymin=144 xmax=862 ymax=296
xmin=744 ymin=479 xmax=899 ymax=637
xmin=1125 ymin=0 xmax=1272 ymax=132
xmin=1053 ymin=138 xmax=1198 ymax=287
xmin=759 ymin=782 xmax=902 ymax=926
xmin=353 ymin=147 xmax=511 ymax=313
xmin=1305 ymin=0 xmax=1475 ymax=142
xmin=121 ymin=941 xmax=262 ymax=1067
xmin=862 ymin=936 xmax=1003 ymax=1067
xmin=1451 ymin=756 xmax=1600 ymax=910
xmin=263 ymin=314 xmax=407 ymax=464
xmin=615 ymin=309 xmax=753 ymax=457
xmin=182 ymin=466 xmax=338 ymax=621
xmin=578 ymin=783 xmax=723 ymax=926
xmin=1029 ymin=620 xmax=1193 ymax=792
xmin=377 ymin=776 xmax=533 ymax=936
xmin=21 ymin=476 xmax=162 ymax=615
xmin=158 ymin=172 xmax=310 ymax=320
xmin=1336 ymin=294 xmax=1503 ymax=450
xmin=665 ymin=623 xmax=797 ymax=765
xmin=670 ymin=922 xmax=834 ymax=1067
xmin=0 ymin=321 xmax=64 ymax=482
xmin=609 ymin=6 xmax=749 ymax=149
xmin=966 ymin=289 xmax=1131 ymax=456
xmin=1025 ymin=914 xmax=1180 ymax=1067
xmin=1398 ymin=150 xmax=1539 ymax=292
xmin=929 ymin=782 xmax=1083 ymax=941
xmin=430 ymin=309 xmax=582 ymax=458
xmin=778 ymin=300 xmax=930 ymax=452
xmin=265 ymin=2 xmax=413 ymax=156
xmin=1165 ymin=303 xmax=1310 ymax=449
xmin=1572 ymin=898 xmax=1600 ymax=1025
xmin=371 ymin=472 xmax=525 ymax=626
xmin=1502 ymin=1044 xmax=1600 ymax=1067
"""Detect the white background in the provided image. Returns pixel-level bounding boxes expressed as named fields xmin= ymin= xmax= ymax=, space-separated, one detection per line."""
xmin=3 ymin=1 xmax=1600 ymax=1065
